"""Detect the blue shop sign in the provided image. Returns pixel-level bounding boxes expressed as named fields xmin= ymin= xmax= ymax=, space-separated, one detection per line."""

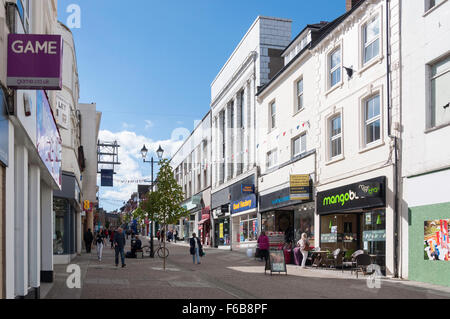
xmin=231 ymin=194 xmax=257 ymax=214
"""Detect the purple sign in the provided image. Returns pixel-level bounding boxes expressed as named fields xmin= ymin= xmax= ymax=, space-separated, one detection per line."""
xmin=7 ymin=34 xmax=63 ymax=90
xmin=36 ymin=90 xmax=62 ymax=189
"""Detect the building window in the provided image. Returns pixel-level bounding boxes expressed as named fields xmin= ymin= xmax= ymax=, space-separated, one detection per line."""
xmin=239 ymin=90 xmax=245 ymax=128
xmin=239 ymin=213 xmax=258 ymax=242
xmin=363 ymin=15 xmax=380 ymax=64
xmin=330 ymin=115 xmax=342 ymax=159
xmin=296 ymin=78 xmax=304 ymax=112
xmin=430 ymin=56 xmax=450 ymax=127
xmin=425 ymin=0 xmax=445 ymax=12
xmin=266 ymin=149 xmax=278 ymax=169
xmin=364 ymin=95 xmax=381 ymax=145
xmin=269 ymin=101 xmax=276 ymax=130
xmin=292 ymin=133 xmax=307 ymax=158
xmin=329 ymin=47 xmax=341 ymax=88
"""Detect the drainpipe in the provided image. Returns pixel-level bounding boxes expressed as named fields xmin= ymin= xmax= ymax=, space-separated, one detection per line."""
xmin=386 ymin=0 xmax=399 ymax=278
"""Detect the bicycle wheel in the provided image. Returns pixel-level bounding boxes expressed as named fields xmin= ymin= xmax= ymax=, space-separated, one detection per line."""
xmin=157 ymin=247 xmax=169 ymax=258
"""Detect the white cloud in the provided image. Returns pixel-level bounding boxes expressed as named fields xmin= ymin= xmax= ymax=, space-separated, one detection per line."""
xmin=97 ymin=129 xmax=184 ymax=212
xmin=122 ymin=122 xmax=135 ymax=130
xmin=144 ymin=120 xmax=154 ymax=130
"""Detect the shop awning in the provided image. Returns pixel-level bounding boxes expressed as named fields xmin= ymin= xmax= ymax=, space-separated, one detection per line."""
xmin=198 ymin=218 xmax=209 ymax=225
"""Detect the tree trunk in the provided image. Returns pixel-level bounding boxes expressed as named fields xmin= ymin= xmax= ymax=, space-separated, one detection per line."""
xmin=163 ymin=223 xmax=166 ymax=271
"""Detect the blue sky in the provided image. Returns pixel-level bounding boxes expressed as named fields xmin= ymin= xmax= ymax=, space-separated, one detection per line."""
xmin=56 ymin=0 xmax=345 ymax=211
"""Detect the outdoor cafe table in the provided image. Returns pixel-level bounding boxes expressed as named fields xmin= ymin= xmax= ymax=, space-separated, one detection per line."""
xmin=310 ymin=251 xmax=330 ymax=267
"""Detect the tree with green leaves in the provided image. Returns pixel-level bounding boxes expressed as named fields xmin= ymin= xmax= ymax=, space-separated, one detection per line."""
xmin=141 ymin=159 xmax=188 ymax=270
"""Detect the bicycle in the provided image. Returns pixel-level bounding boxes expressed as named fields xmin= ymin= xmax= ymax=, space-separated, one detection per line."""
xmin=156 ymin=243 xmax=169 ymax=258
xmin=142 ymin=241 xmax=169 ymax=258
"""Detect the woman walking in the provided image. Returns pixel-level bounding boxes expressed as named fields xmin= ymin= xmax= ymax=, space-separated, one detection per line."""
xmin=189 ymin=233 xmax=203 ymax=264
xmin=257 ymin=231 xmax=270 ymax=267
xmin=95 ymin=230 xmax=106 ymax=261
xmin=298 ymin=233 xmax=310 ymax=269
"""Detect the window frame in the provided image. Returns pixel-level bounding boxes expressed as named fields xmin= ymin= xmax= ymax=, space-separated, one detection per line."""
xmin=362 ymin=14 xmax=381 ymax=65
xmin=327 ymin=113 xmax=343 ymax=161
xmin=363 ymin=94 xmax=382 ymax=146
xmin=424 ymin=0 xmax=447 ymax=13
xmin=295 ymin=77 xmax=304 ymax=113
xmin=266 ymin=149 xmax=278 ymax=169
xmin=292 ymin=133 xmax=307 ymax=158
xmin=269 ymin=100 xmax=276 ymax=131
xmin=329 ymin=47 xmax=342 ymax=89
xmin=428 ymin=54 xmax=450 ymax=129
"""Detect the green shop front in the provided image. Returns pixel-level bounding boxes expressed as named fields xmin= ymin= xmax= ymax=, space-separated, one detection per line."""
xmin=405 ymin=168 xmax=450 ymax=287
xmin=317 ymin=176 xmax=387 ymax=274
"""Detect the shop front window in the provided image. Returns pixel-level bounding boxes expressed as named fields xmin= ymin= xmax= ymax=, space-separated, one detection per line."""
xmin=215 ymin=218 xmax=230 ymax=246
xmin=261 ymin=211 xmax=294 ymax=244
xmin=294 ymin=209 xmax=315 ymax=247
xmin=361 ymin=210 xmax=386 ymax=271
xmin=239 ymin=213 xmax=257 ymax=242
xmin=320 ymin=210 xmax=386 ymax=273
xmin=53 ymin=198 xmax=67 ymax=255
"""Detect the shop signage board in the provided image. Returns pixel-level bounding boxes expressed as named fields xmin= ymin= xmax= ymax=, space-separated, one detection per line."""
xmin=265 ymin=250 xmax=287 ymax=275
xmin=219 ymin=223 xmax=224 ymax=239
xmin=424 ymin=219 xmax=449 ymax=261
xmin=316 ymin=176 xmax=386 ymax=214
xmin=0 ymin=88 xmax=9 ymax=166
xmin=101 ymin=169 xmax=114 ymax=187
xmin=7 ymin=34 xmax=63 ymax=90
xmin=36 ymin=90 xmax=62 ymax=189
xmin=231 ymin=194 xmax=256 ymax=214
xmin=289 ymin=174 xmax=311 ymax=200
xmin=241 ymin=184 xmax=255 ymax=194
xmin=363 ymin=230 xmax=386 ymax=242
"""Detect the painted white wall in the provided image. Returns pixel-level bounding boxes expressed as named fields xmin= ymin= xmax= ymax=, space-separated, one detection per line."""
xmin=400 ymin=0 xmax=450 ymax=280
xmin=401 ymin=0 xmax=450 ymax=177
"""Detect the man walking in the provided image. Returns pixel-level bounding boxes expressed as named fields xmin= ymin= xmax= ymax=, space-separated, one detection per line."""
xmin=114 ymin=227 xmax=126 ymax=268
xmin=84 ymin=228 xmax=94 ymax=253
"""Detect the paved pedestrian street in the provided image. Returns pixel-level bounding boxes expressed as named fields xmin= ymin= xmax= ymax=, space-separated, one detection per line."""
xmin=43 ymin=240 xmax=450 ymax=300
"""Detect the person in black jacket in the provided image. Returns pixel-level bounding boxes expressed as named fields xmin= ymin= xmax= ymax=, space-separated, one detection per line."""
xmin=113 ymin=227 xmax=126 ymax=267
xmin=189 ymin=233 xmax=203 ymax=264
xmin=84 ymin=229 xmax=94 ymax=253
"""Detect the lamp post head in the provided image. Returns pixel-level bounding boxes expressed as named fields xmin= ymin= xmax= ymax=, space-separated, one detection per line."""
xmin=141 ymin=145 xmax=148 ymax=159
xmin=156 ymin=145 xmax=164 ymax=160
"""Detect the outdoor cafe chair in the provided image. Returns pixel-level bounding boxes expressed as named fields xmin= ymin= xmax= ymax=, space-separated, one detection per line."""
xmin=354 ymin=254 xmax=372 ymax=278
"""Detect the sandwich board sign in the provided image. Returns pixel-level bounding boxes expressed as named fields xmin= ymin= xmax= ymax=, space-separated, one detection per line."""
xmin=265 ymin=249 xmax=287 ymax=276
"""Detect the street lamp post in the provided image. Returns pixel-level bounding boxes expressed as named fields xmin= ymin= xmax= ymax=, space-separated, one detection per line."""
xmin=140 ymin=144 xmax=164 ymax=258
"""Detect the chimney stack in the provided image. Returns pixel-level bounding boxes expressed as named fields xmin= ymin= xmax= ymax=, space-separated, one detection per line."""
xmin=346 ymin=0 xmax=361 ymax=12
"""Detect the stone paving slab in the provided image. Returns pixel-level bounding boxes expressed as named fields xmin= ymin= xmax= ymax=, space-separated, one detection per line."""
xmin=44 ymin=239 xmax=450 ymax=299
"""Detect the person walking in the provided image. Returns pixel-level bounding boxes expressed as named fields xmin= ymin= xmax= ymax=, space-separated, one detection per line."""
xmin=156 ymin=230 xmax=160 ymax=242
xmin=113 ymin=227 xmax=126 ymax=268
xmin=174 ymin=228 xmax=178 ymax=243
xmin=109 ymin=229 xmax=115 ymax=249
xmin=189 ymin=233 xmax=203 ymax=264
xmin=84 ymin=228 xmax=94 ymax=253
xmin=257 ymin=231 xmax=270 ymax=267
xmin=95 ymin=230 xmax=106 ymax=261
xmin=298 ymin=233 xmax=310 ymax=269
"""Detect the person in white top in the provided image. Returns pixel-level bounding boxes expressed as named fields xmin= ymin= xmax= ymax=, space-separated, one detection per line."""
xmin=297 ymin=233 xmax=310 ymax=269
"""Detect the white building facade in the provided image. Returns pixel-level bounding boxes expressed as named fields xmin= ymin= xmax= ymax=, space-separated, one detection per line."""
xmin=78 ymin=103 xmax=102 ymax=235
xmin=0 ymin=0 xmax=62 ymax=298
xmin=255 ymin=23 xmax=328 ymax=250
xmin=52 ymin=21 xmax=83 ymax=264
xmin=312 ymin=0 xmax=401 ymax=277
xmin=171 ymin=112 xmax=212 ymax=244
xmin=210 ymin=16 xmax=292 ymax=251
xmin=401 ymin=0 xmax=450 ymax=286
